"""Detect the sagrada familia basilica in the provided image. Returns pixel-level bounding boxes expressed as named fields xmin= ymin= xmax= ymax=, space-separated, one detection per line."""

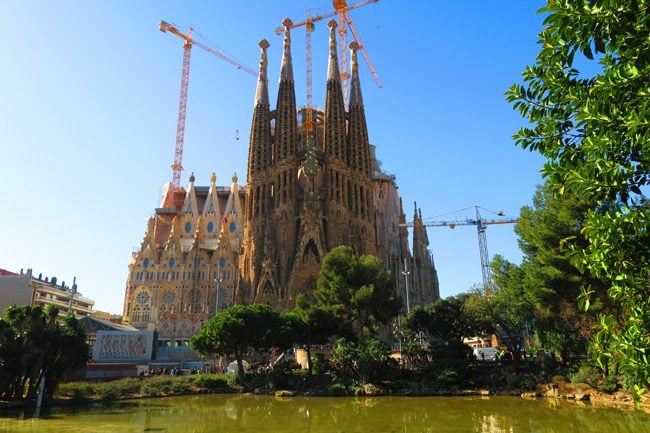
xmin=122 ymin=20 xmax=439 ymax=357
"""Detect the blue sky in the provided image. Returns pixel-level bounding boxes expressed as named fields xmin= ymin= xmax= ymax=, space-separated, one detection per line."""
xmin=0 ymin=1 xmax=547 ymax=314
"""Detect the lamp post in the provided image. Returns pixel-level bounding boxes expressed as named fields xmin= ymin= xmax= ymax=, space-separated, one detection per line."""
xmin=402 ymin=258 xmax=411 ymax=314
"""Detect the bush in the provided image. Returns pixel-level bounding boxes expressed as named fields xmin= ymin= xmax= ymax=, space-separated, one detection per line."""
xmin=56 ymin=378 xmax=142 ymax=401
xmin=327 ymin=382 xmax=350 ymax=396
xmin=331 ymin=335 xmax=397 ymax=384
xmin=192 ymin=374 xmax=228 ymax=389
xmin=312 ymin=353 xmax=328 ymax=375
xmin=56 ymin=382 xmax=95 ymax=400
xmin=96 ymin=385 xmax=121 ymax=401
xmin=516 ymin=377 xmax=537 ymax=391
xmin=225 ymin=372 xmax=239 ymax=386
xmin=140 ymin=377 xmax=178 ymax=396
xmin=570 ymin=363 xmax=602 ymax=387
xmin=599 ymin=375 xmax=618 ymax=394
xmin=109 ymin=378 xmax=142 ymax=395
xmin=266 ymin=360 xmax=302 ymax=390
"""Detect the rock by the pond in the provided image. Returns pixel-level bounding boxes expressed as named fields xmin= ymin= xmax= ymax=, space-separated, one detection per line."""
xmin=363 ymin=383 xmax=383 ymax=396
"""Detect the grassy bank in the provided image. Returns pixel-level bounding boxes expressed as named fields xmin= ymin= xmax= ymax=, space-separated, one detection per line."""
xmin=54 ymin=374 xmax=233 ymax=402
xmin=28 ymin=362 xmax=649 ymax=411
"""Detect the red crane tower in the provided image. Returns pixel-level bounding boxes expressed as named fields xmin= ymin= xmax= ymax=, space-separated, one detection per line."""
xmin=159 ymin=20 xmax=256 ymax=208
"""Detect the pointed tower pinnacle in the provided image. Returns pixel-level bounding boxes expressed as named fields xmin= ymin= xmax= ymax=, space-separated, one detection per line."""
xmin=324 ymin=19 xmax=347 ymax=161
xmin=280 ymin=18 xmax=294 ymax=82
xmin=254 ymin=39 xmax=270 ymax=106
xmin=248 ymin=39 xmax=273 ymax=177
xmin=274 ymin=18 xmax=298 ymax=161
xmin=349 ymin=41 xmax=363 ymax=108
xmin=346 ymin=41 xmax=370 ymax=173
xmin=327 ymin=20 xmax=341 ymax=83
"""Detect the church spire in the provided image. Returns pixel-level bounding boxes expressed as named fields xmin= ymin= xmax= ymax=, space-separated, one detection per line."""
xmin=349 ymin=41 xmax=363 ymax=108
xmin=248 ymin=39 xmax=273 ymax=178
xmin=279 ymin=18 xmax=294 ymax=82
xmin=347 ymin=41 xmax=370 ymax=174
xmin=327 ymin=20 xmax=341 ymax=84
xmin=254 ymin=39 xmax=269 ymax=106
xmin=274 ymin=18 xmax=298 ymax=161
xmin=324 ymin=19 xmax=347 ymax=162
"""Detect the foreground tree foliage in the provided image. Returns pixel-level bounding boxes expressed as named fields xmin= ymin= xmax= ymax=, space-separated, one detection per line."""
xmin=314 ymin=245 xmax=401 ymax=338
xmin=405 ymin=294 xmax=492 ymax=348
xmin=506 ymin=0 xmax=650 ymax=399
xmin=490 ymin=183 xmax=608 ymax=361
xmin=330 ymin=333 xmax=396 ymax=384
xmin=402 ymin=294 xmax=492 ymax=365
xmin=190 ymin=304 xmax=286 ymax=383
xmin=293 ymin=296 xmax=342 ymax=375
xmin=0 ymin=305 xmax=89 ymax=402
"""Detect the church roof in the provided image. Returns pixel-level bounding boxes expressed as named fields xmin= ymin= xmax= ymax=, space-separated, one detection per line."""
xmin=79 ymin=316 xmax=137 ymax=334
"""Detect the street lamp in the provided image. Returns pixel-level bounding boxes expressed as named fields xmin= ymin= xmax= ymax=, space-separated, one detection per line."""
xmin=402 ymin=258 xmax=411 ymax=314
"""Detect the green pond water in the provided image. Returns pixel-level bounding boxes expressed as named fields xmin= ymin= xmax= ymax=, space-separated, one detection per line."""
xmin=1 ymin=395 xmax=649 ymax=433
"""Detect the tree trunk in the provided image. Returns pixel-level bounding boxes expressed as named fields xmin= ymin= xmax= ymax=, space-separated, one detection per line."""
xmin=235 ymin=350 xmax=245 ymax=383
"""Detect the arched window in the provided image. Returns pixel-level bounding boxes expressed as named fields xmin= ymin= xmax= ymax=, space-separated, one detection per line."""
xmin=142 ymin=305 xmax=151 ymax=322
xmin=133 ymin=305 xmax=142 ymax=322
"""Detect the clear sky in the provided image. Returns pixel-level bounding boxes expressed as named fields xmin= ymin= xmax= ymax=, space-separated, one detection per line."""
xmin=0 ymin=1 xmax=548 ymax=314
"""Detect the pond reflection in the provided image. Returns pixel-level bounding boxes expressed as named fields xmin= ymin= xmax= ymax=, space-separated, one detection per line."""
xmin=0 ymin=395 xmax=648 ymax=433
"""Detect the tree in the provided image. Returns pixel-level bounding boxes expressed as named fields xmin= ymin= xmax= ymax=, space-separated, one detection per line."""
xmin=404 ymin=294 xmax=492 ymax=359
xmin=314 ymin=246 xmax=401 ymax=338
xmin=330 ymin=333 xmax=396 ymax=384
xmin=190 ymin=304 xmax=282 ymax=383
xmin=0 ymin=305 xmax=89 ymax=402
xmin=489 ymin=256 xmax=536 ymax=352
xmin=506 ymin=1 xmax=650 ymax=398
xmin=490 ymin=183 xmax=607 ymax=361
xmin=291 ymin=296 xmax=341 ymax=375
xmin=429 ymin=294 xmax=492 ymax=346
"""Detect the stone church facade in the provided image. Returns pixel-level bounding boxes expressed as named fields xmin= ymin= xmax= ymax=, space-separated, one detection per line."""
xmin=122 ymin=20 xmax=439 ymax=359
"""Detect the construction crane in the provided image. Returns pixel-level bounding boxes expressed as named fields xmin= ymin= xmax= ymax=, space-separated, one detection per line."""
xmin=404 ymin=206 xmax=518 ymax=296
xmin=276 ymin=0 xmax=381 ymax=108
xmin=159 ymin=20 xmax=256 ymax=207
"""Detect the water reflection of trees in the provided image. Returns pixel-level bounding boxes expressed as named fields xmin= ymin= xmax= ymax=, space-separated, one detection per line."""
xmin=107 ymin=396 xmax=650 ymax=433
xmin=6 ymin=395 xmax=649 ymax=433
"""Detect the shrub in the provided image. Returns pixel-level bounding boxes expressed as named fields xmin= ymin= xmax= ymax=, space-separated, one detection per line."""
xmin=110 ymin=378 xmax=142 ymax=395
xmin=266 ymin=360 xmax=301 ymax=390
xmin=516 ymin=377 xmax=537 ymax=391
xmin=312 ymin=353 xmax=328 ymax=375
xmin=96 ymin=385 xmax=121 ymax=401
xmin=599 ymin=375 xmax=618 ymax=394
xmin=170 ymin=380 xmax=191 ymax=394
xmin=570 ymin=363 xmax=602 ymax=387
xmin=55 ymin=382 xmax=95 ymax=400
xmin=327 ymin=383 xmax=350 ymax=396
xmin=192 ymin=374 xmax=228 ymax=389
xmin=551 ymin=375 xmax=567 ymax=386
xmin=331 ymin=335 xmax=397 ymax=384
xmin=225 ymin=372 xmax=239 ymax=386
xmin=140 ymin=377 xmax=176 ymax=396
